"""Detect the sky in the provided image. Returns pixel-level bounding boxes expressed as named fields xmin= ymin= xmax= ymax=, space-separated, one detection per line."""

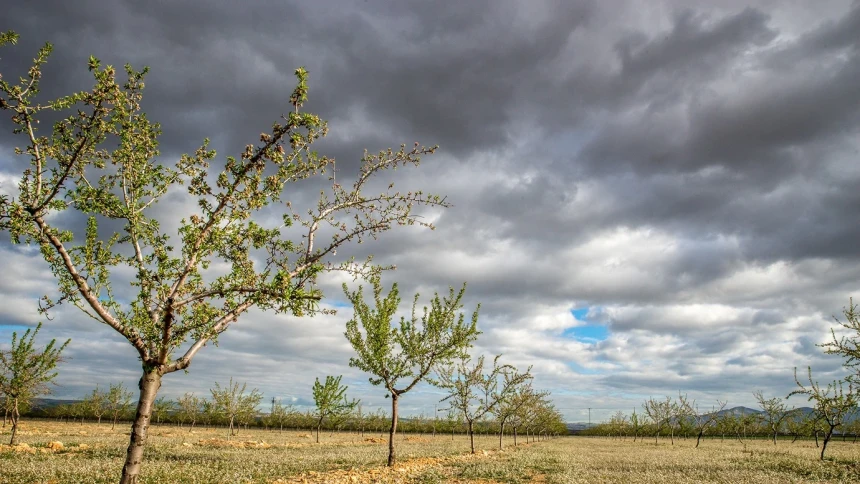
xmin=1 ymin=0 xmax=859 ymax=423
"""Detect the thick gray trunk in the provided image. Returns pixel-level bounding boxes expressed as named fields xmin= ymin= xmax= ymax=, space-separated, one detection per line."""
xmin=387 ymin=394 xmax=399 ymax=466
xmin=119 ymin=368 xmax=162 ymax=484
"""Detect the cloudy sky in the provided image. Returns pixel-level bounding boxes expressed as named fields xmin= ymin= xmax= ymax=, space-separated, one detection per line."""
xmin=1 ymin=0 xmax=859 ymax=423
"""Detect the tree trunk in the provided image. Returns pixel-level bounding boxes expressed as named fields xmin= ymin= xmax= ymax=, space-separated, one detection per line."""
xmin=387 ymin=394 xmax=399 ymax=467
xmin=696 ymin=429 xmax=704 ymax=448
xmin=499 ymin=419 xmax=505 ymax=450
xmin=821 ymin=430 xmax=832 ymax=460
xmin=814 ymin=430 xmax=820 ymax=448
xmin=468 ymin=420 xmax=475 ymax=453
xmin=772 ymin=428 xmax=777 ymax=445
xmin=9 ymin=398 xmax=20 ymax=445
xmin=513 ymin=426 xmax=518 ymax=447
xmin=119 ymin=368 xmax=162 ymax=484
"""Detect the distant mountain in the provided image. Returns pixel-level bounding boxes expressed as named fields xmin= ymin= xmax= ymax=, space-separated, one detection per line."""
xmin=717 ymin=406 xmax=818 ymax=418
xmin=27 ymin=397 xmax=81 ymax=411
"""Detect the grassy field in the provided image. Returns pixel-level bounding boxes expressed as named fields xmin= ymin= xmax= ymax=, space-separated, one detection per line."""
xmin=1 ymin=421 xmax=859 ymax=483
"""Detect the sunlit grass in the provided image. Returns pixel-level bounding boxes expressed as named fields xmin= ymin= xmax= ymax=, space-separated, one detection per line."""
xmin=1 ymin=421 xmax=859 ymax=483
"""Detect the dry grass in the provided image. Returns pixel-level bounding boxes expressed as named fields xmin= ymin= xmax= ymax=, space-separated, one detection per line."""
xmin=1 ymin=421 xmax=859 ymax=483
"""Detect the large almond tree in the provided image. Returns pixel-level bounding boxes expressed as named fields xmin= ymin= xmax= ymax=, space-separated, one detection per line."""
xmin=0 ymin=32 xmax=447 ymax=483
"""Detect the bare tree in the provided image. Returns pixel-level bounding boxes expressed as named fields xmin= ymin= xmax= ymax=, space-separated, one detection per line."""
xmin=0 ymin=32 xmax=448 ymax=483
xmin=789 ymin=367 xmax=858 ymax=460
xmin=677 ymin=394 xmax=726 ymax=448
xmin=436 ymin=354 xmax=532 ymax=454
xmin=343 ymin=276 xmax=479 ymax=465
xmin=0 ymin=322 xmax=69 ymax=445
xmin=210 ymin=378 xmax=262 ymax=437
xmin=821 ymin=298 xmax=860 ymax=383
xmin=643 ymin=396 xmax=675 ymax=445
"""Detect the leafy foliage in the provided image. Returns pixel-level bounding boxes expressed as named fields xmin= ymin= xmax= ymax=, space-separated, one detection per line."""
xmin=343 ymin=275 xmax=479 ymax=464
xmin=0 ymin=322 xmax=69 ymax=444
xmin=311 ymin=375 xmax=358 ymax=443
xmin=0 ymin=30 xmax=447 ymax=481
xmin=789 ymin=367 xmax=858 ymax=460
xmin=209 ymin=378 xmax=262 ymax=437
xmin=436 ymin=354 xmax=532 ymax=453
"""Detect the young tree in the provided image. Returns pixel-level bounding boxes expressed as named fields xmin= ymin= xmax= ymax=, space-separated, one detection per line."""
xmin=753 ymin=390 xmax=793 ymax=444
xmin=629 ymin=409 xmax=642 ymax=443
xmin=494 ymin=383 xmax=545 ymax=449
xmin=789 ymin=367 xmax=858 ymax=460
xmin=343 ymin=276 xmax=479 ymax=465
xmin=436 ymin=354 xmax=531 ymax=453
xmin=264 ymin=400 xmax=293 ymax=432
xmin=311 ymin=375 xmax=358 ymax=443
xmin=85 ymin=386 xmax=108 ymax=424
xmin=0 ymin=32 xmax=447 ymax=483
xmin=176 ymin=392 xmax=202 ymax=431
xmin=643 ymin=396 xmax=675 ymax=445
xmin=151 ymin=397 xmax=174 ymax=426
xmin=821 ymin=298 xmax=860 ymax=382
xmin=106 ymin=383 xmax=134 ymax=430
xmin=0 ymin=322 xmax=69 ymax=444
xmin=678 ymin=395 xmax=726 ymax=448
xmin=210 ymin=378 xmax=263 ymax=437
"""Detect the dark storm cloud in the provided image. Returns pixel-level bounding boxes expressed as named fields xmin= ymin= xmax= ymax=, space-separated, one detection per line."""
xmin=2 ymin=0 xmax=860 ymax=418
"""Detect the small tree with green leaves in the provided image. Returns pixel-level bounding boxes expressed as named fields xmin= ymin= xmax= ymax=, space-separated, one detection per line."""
xmin=106 ymin=383 xmax=134 ymax=430
xmin=0 ymin=322 xmax=69 ymax=445
xmin=177 ymin=392 xmax=202 ymax=431
xmin=436 ymin=354 xmax=532 ymax=453
xmin=492 ymin=380 xmax=543 ymax=449
xmin=151 ymin=397 xmax=174 ymax=425
xmin=210 ymin=378 xmax=263 ymax=437
xmin=0 ymin=32 xmax=447 ymax=483
xmin=753 ymin=390 xmax=793 ymax=444
xmin=629 ymin=409 xmax=643 ymax=442
xmin=789 ymin=367 xmax=858 ymax=460
xmin=343 ymin=276 xmax=479 ymax=465
xmin=312 ymin=375 xmax=358 ymax=443
xmin=85 ymin=386 xmax=108 ymax=424
xmin=264 ymin=400 xmax=293 ymax=432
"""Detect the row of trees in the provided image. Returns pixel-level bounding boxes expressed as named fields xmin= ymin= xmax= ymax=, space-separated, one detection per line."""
xmin=26 ymin=387 xmax=563 ymax=442
xmin=582 ymin=299 xmax=860 ymax=461
xmin=584 ymin=396 xmax=859 ymax=448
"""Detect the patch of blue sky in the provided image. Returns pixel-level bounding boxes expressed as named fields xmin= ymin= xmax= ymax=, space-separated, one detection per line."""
xmin=0 ymin=324 xmax=32 ymax=333
xmin=563 ymin=307 xmax=609 ymax=342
